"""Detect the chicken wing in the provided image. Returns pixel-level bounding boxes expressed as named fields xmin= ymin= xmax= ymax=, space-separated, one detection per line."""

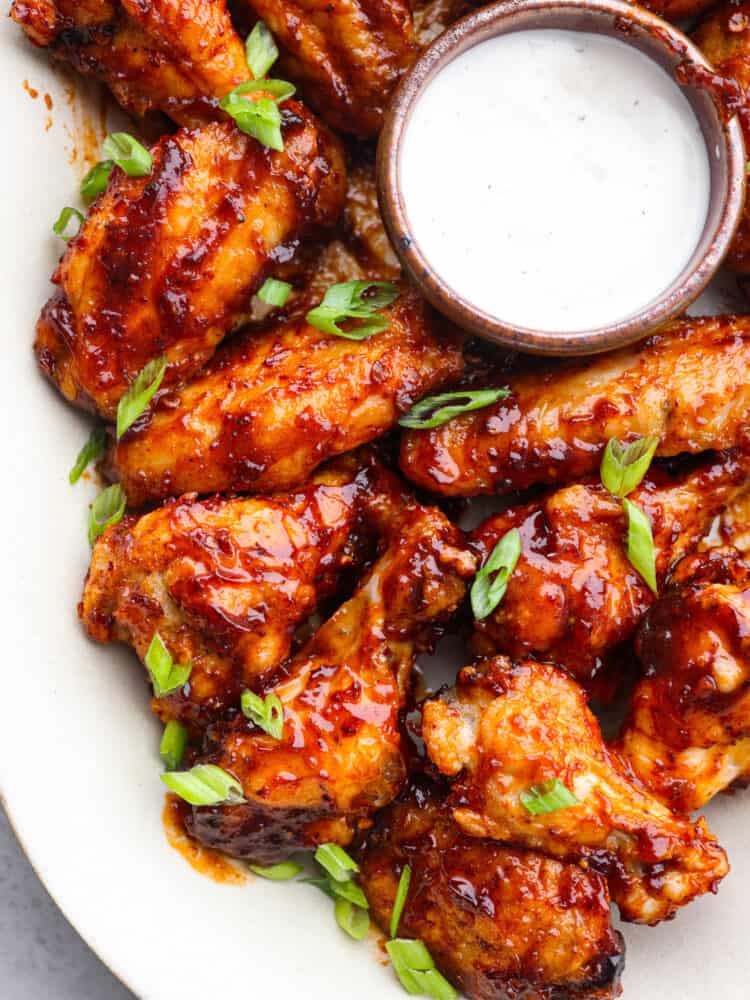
xmin=35 ymin=117 xmax=345 ymax=419
xmin=234 ymin=0 xmax=416 ymax=136
xmin=112 ymin=285 xmax=464 ymax=507
xmin=618 ymin=547 xmax=750 ymax=814
xmin=470 ymin=451 xmax=750 ymax=681
xmin=715 ymin=487 xmax=750 ymax=552
xmin=399 ymin=315 xmax=750 ymax=497
xmin=10 ymin=0 xmax=249 ymax=125
xmin=184 ymin=502 xmax=476 ymax=862
xmin=422 ymin=658 xmax=729 ymax=924
xmin=80 ymin=452 xmax=404 ymax=730
xmin=357 ymin=775 xmax=625 ymax=1000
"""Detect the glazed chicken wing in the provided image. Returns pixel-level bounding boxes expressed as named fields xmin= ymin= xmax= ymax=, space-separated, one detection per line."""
xmin=357 ymin=775 xmax=625 ymax=1000
xmin=399 ymin=315 xmax=750 ymax=497
xmin=618 ymin=547 xmax=750 ymax=814
xmin=715 ymin=487 xmax=750 ymax=552
xmin=422 ymin=658 xmax=729 ymax=924
xmin=184 ymin=502 xmax=476 ymax=862
xmin=36 ymin=117 xmax=345 ymax=419
xmin=471 ymin=451 xmax=750 ymax=681
xmin=11 ymin=0 xmax=249 ymax=125
xmin=80 ymin=452 xmax=402 ymax=730
xmin=235 ymin=0 xmax=416 ymax=136
xmin=112 ymin=286 xmax=463 ymax=506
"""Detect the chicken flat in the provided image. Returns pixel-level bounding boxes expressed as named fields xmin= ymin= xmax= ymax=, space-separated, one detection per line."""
xmin=11 ymin=0 xmax=250 ymax=125
xmin=357 ymin=775 xmax=625 ymax=1000
xmin=422 ymin=658 xmax=729 ymax=924
xmin=184 ymin=501 xmax=476 ymax=862
xmin=399 ymin=315 xmax=750 ymax=496
xmin=36 ymin=117 xmax=345 ymax=419
xmin=112 ymin=286 xmax=463 ymax=506
xmin=470 ymin=451 xmax=750 ymax=680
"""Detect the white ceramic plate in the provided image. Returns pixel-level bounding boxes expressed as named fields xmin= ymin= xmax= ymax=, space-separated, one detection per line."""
xmin=1 ymin=14 xmax=748 ymax=1000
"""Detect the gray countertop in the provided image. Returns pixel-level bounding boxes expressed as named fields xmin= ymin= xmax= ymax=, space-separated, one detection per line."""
xmin=0 ymin=806 xmax=134 ymax=1000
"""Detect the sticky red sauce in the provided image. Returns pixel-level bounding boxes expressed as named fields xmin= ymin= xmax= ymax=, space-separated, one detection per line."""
xmin=22 ymin=79 xmax=38 ymax=99
xmin=162 ymin=795 xmax=249 ymax=885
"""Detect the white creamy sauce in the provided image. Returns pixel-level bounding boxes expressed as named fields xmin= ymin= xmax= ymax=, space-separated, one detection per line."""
xmin=399 ymin=29 xmax=711 ymax=332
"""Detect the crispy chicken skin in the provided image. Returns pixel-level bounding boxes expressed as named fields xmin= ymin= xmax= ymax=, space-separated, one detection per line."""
xmin=399 ymin=315 xmax=750 ymax=497
xmin=422 ymin=658 xmax=729 ymax=925
xmin=470 ymin=452 xmax=750 ymax=681
xmin=185 ymin=503 xmax=476 ymax=862
xmin=10 ymin=0 xmax=249 ymax=125
xmin=357 ymin=776 xmax=625 ymax=1000
xmin=235 ymin=0 xmax=416 ymax=136
xmin=113 ymin=286 xmax=464 ymax=506
xmin=693 ymin=6 xmax=750 ymax=272
xmin=618 ymin=547 xmax=750 ymax=814
xmin=35 ymin=117 xmax=345 ymax=419
xmin=80 ymin=452 xmax=403 ymax=730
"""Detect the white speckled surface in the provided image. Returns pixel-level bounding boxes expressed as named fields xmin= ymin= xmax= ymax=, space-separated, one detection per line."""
xmin=0 ymin=807 xmax=133 ymax=1000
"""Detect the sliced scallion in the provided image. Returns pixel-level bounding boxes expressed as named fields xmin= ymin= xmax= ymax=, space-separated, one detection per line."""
xmin=398 ymin=389 xmax=509 ymax=430
xmin=470 ymin=527 xmax=522 ymax=620
xmin=161 ymin=764 xmax=245 ymax=806
xmin=69 ymin=425 xmax=106 ymax=484
xmin=520 ymin=778 xmax=579 ymax=816
xmin=88 ymin=483 xmax=126 ymax=545
xmin=145 ymin=632 xmax=192 ymax=698
xmin=116 ymin=355 xmax=167 ymax=439
xmin=102 ymin=132 xmax=153 ymax=177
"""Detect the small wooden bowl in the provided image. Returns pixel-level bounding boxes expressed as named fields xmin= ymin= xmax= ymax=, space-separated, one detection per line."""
xmin=377 ymin=0 xmax=746 ymax=355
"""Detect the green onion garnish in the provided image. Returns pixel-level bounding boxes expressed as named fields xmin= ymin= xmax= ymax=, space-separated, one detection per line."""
xmin=335 ymin=898 xmax=370 ymax=940
xmin=145 ymin=632 xmax=192 ymax=698
xmin=306 ymin=280 xmax=400 ymax=340
xmin=161 ymin=764 xmax=245 ymax=806
xmin=470 ymin=527 xmax=522 ymax=620
xmin=101 ymin=132 xmax=153 ymax=177
xmin=257 ymin=277 xmax=292 ymax=307
xmin=386 ymin=939 xmax=457 ymax=999
xmin=69 ymin=425 xmax=106 ymax=484
xmin=314 ymin=843 xmax=359 ymax=883
xmin=116 ymin=355 xmax=167 ymax=439
xmin=390 ymin=864 xmax=412 ymax=938
xmin=220 ymin=79 xmax=295 ymax=152
xmin=520 ymin=778 xmax=579 ymax=816
xmin=80 ymin=160 xmax=114 ymax=203
xmin=160 ymin=720 xmax=188 ymax=770
xmin=398 ymin=389 xmax=509 ymax=430
xmin=250 ymin=860 xmax=304 ymax=880
xmin=600 ymin=435 xmax=660 ymax=499
xmin=623 ymin=498 xmax=658 ymax=594
xmin=52 ymin=206 xmax=84 ymax=241
xmin=88 ymin=483 xmax=126 ymax=545
xmin=240 ymin=690 xmax=284 ymax=739
xmin=304 ymin=876 xmax=369 ymax=908
xmin=246 ymin=20 xmax=279 ymax=79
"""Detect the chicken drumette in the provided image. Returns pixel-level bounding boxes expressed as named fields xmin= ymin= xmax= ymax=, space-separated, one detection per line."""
xmin=422 ymin=658 xmax=728 ymax=925
xmin=184 ymin=501 xmax=476 ymax=862
xmin=470 ymin=451 xmax=750 ymax=681
xmin=36 ymin=118 xmax=345 ymax=419
xmin=399 ymin=315 xmax=750 ymax=497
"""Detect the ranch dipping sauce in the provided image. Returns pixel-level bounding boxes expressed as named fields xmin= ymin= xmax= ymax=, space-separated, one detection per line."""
xmin=399 ymin=29 xmax=712 ymax=333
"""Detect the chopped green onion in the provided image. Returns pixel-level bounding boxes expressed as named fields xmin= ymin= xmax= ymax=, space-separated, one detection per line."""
xmin=229 ymin=78 xmax=296 ymax=102
xmin=246 ymin=20 xmax=279 ymax=79
xmin=116 ymin=355 xmax=167 ymax=439
xmin=398 ymin=389 xmax=510 ymax=430
xmin=314 ymin=843 xmax=359 ymax=882
xmin=386 ymin=939 xmax=457 ymax=999
xmin=390 ymin=864 xmax=412 ymax=938
xmin=304 ymin=876 xmax=369 ymax=908
xmin=241 ymin=690 xmax=284 ymax=739
xmin=250 ymin=860 xmax=304 ymax=880
xmin=80 ymin=160 xmax=114 ymax=203
xmin=470 ymin=527 xmax=522 ymax=620
xmin=145 ymin=632 xmax=192 ymax=697
xmin=161 ymin=764 xmax=245 ymax=806
xmin=257 ymin=277 xmax=292 ymax=307
xmin=600 ymin=435 xmax=660 ymax=499
xmin=101 ymin=132 xmax=153 ymax=177
xmin=335 ymin=898 xmax=370 ymax=940
xmin=623 ymin=498 xmax=658 ymax=594
xmin=220 ymin=79 xmax=295 ymax=152
xmin=69 ymin=425 xmax=106 ymax=484
xmin=520 ymin=778 xmax=579 ymax=816
xmin=306 ymin=280 xmax=400 ymax=339
xmin=52 ymin=206 xmax=84 ymax=241
xmin=160 ymin=720 xmax=188 ymax=770
xmin=88 ymin=483 xmax=126 ymax=545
